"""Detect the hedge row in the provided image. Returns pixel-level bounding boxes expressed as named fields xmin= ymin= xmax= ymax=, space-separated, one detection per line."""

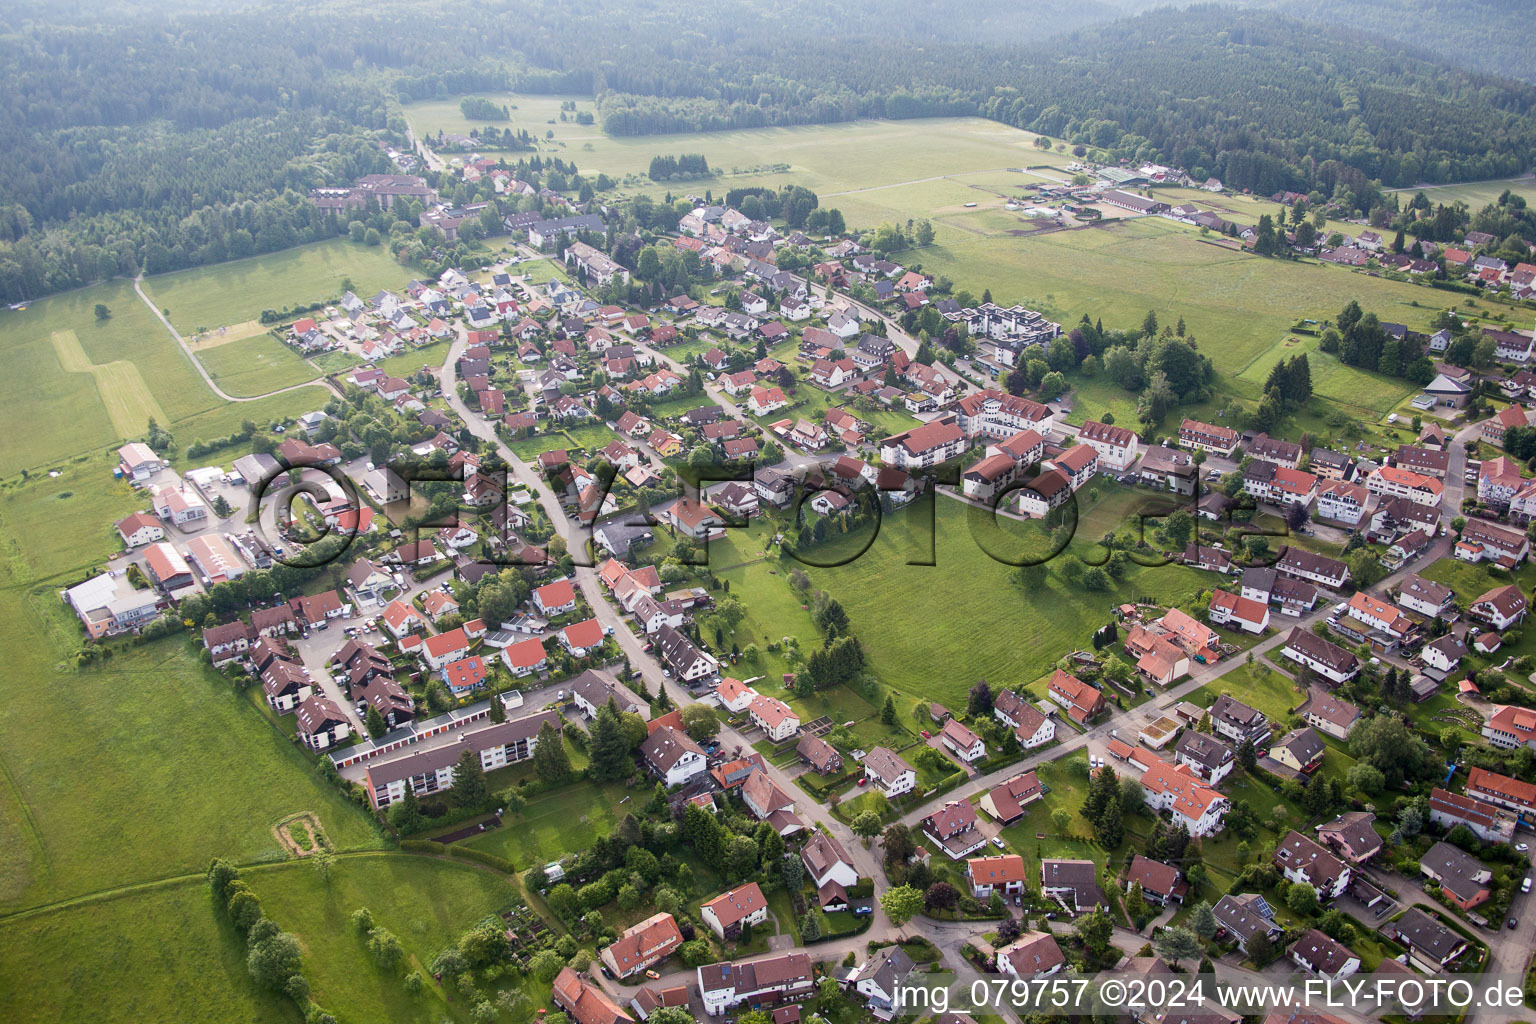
xmin=447 ymin=846 xmax=516 ymax=873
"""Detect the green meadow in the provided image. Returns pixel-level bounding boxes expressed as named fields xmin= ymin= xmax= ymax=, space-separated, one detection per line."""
xmin=141 ymin=238 xmax=411 ymax=334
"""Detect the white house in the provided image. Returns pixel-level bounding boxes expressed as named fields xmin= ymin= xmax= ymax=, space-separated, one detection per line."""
xmin=939 ymin=718 xmax=987 ymax=763
xmin=1139 ymin=761 xmax=1228 ymax=836
xmin=640 ymin=726 xmax=708 ymax=787
xmin=699 ymin=883 xmax=769 ymax=939
xmin=862 ymin=746 xmax=916 ymax=798
xmin=1077 ymin=420 xmax=1140 ymax=471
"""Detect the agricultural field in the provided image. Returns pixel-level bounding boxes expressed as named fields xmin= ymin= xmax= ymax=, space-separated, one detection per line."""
xmin=799 ymin=489 xmax=1211 ymax=708
xmin=0 ymin=279 xmax=318 ymax=475
xmin=140 ymin=238 xmax=411 ymax=334
xmin=0 ymin=854 xmax=515 ymax=1024
xmin=1385 ymin=176 xmax=1536 ymax=213
xmin=917 ymin=218 xmax=1443 ymax=380
xmin=402 ymin=96 xmax=1069 ymax=197
xmin=196 ymin=334 xmax=321 ymax=396
xmin=0 ymin=456 xmax=384 ymax=914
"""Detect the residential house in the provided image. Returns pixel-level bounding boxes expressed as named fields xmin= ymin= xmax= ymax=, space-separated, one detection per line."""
xmin=939 ymin=718 xmax=987 ymax=763
xmin=846 ymin=946 xmax=915 ymax=1013
xmin=1429 ymin=788 xmax=1517 ymax=845
xmin=801 ymin=832 xmax=858 ymax=889
xmin=696 ymin=953 xmax=814 ymax=1016
xmin=1469 ymin=583 xmax=1528 ymax=630
xmin=1174 ymin=732 xmax=1235 ymax=785
xmin=967 ymin=854 xmax=1028 ymax=898
xmin=862 ymin=746 xmax=916 ymax=799
xmin=295 ymin=695 xmax=351 ymax=751
xmin=1047 ymin=669 xmax=1107 ymax=724
xmin=1139 ymin=761 xmax=1229 ymax=836
xmin=1277 ymin=548 xmax=1350 ymax=590
xmin=1282 ymin=627 xmax=1360 ymax=684
xmin=1274 ymin=830 xmax=1351 ymax=899
xmin=979 ymin=772 xmax=1044 ymax=824
xmin=1127 ymin=855 xmax=1188 ymax=905
xmin=1208 ymin=588 xmax=1269 ymax=634
xmin=1209 ymin=694 xmax=1271 ymax=746
xmin=1385 ymin=907 xmax=1468 ymax=972
xmin=795 ymin=733 xmax=843 ymax=775
xmin=1289 ymin=930 xmax=1361 ymax=982
xmin=1078 ymin=420 xmax=1140 ymax=470
xmin=997 ymin=933 xmax=1066 ymax=980
xmin=600 ymin=913 xmax=683 ymax=980
xmin=1420 ymin=841 xmax=1492 ymax=910
xmin=700 ymin=883 xmax=769 ymax=939
xmin=552 ymin=968 xmax=633 ymax=1024
xmin=1298 ymin=690 xmax=1361 ymax=740
xmin=880 ymin=416 xmax=967 ymax=470
xmin=1039 ymin=859 xmax=1105 ymax=913
xmin=640 ymin=726 xmax=708 ymax=787
xmin=1213 ymin=892 xmax=1282 ymax=953
xmin=1314 ymin=812 xmax=1383 ymax=866
xmin=1178 ymin=419 xmax=1239 ymax=455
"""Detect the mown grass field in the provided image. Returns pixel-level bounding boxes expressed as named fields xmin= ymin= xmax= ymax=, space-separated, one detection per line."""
xmin=197 ymin=334 xmax=321 ymax=396
xmin=402 ymin=96 xmax=1069 ymax=196
xmin=1385 ymin=176 xmax=1536 ymax=212
xmin=0 ymin=279 xmax=317 ymax=475
xmin=1233 ymin=332 xmax=1415 ymax=416
xmin=141 ymin=238 xmax=410 ymax=333
xmin=799 ymin=489 xmax=1210 ymax=708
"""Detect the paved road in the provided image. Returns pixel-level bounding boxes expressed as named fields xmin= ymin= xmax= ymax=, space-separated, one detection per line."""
xmin=441 ymin=333 xmax=898 ymax=926
xmin=131 ymin=274 xmax=337 ymax=404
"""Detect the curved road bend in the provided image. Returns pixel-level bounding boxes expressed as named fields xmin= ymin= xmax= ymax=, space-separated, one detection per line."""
xmin=132 ymin=274 xmax=339 ymax=404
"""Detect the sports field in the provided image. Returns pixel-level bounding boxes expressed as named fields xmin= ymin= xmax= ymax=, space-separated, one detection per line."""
xmin=141 ymin=238 xmax=409 ymax=334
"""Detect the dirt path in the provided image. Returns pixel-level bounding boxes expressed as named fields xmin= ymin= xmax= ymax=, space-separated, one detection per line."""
xmin=131 ymin=274 xmax=337 ymax=404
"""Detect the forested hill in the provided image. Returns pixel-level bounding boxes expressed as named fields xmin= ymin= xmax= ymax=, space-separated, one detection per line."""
xmin=1253 ymin=0 xmax=1536 ymax=84
xmin=557 ymin=4 xmax=1536 ymax=194
xmin=0 ymin=0 xmax=1533 ymax=302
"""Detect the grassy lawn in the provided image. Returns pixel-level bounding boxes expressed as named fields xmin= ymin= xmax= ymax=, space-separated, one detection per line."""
xmin=197 ymin=334 xmax=321 ymax=396
xmin=141 ymin=238 xmax=410 ymax=333
xmin=461 ymin=780 xmax=634 ymax=869
xmin=0 ymin=876 xmax=289 ymax=1024
xmin=1185 ymin=662 xmax=1307 ymax=723
xmin=798 ymin=490 xmax=1212 ymax=708
xmin=379 ymin=341 xmax=453 ymax=380
xmin=309 ymin=349 xmax=363 ymax=374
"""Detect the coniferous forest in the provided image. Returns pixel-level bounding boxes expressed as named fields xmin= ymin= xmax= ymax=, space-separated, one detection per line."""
xmin=1 ymin=0 xmax=1534 ymax=301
